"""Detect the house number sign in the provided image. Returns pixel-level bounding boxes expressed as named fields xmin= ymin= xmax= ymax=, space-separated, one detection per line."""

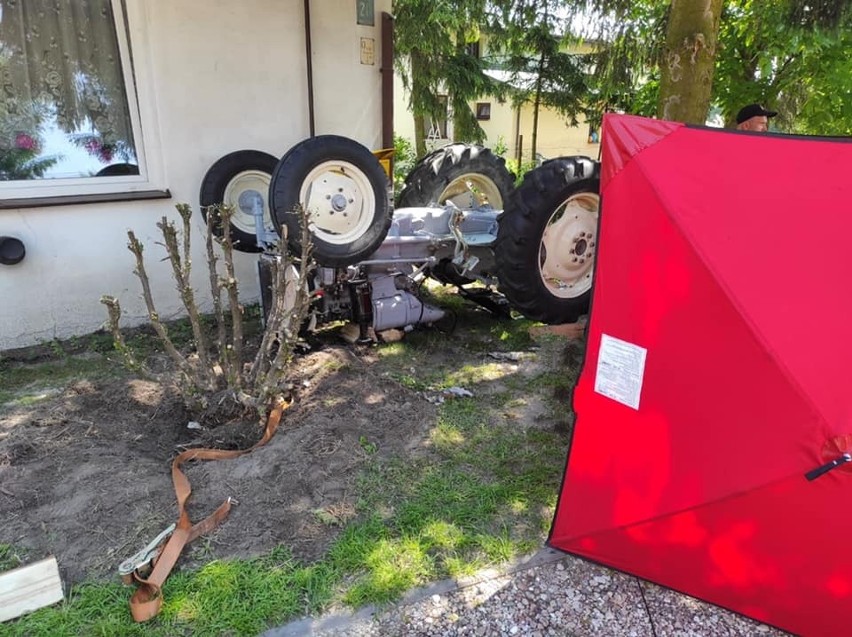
xmin=356 ymin=0 xmax=374 ymax=26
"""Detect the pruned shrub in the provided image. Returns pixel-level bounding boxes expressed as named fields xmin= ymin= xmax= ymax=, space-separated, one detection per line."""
xmin=102 ymin=203 xmax=313 ymax=423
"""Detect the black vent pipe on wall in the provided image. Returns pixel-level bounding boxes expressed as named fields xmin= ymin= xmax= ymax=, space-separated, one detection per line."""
xmin=381 ymin=12 xmax=394 ymax=151
xmin=303 ymin=0 xmax=315 ymax=137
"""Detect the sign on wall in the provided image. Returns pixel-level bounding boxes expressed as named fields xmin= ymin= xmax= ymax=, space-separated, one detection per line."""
xmin=356 ymin=0 xmax=374 ymax=26
xmin=360 ymin=38 xmax=375 ymax=65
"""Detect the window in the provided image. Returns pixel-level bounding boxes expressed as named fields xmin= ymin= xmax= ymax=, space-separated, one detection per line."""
xmin=587 ymin=124 xmax=600 ymax=144
xmin=475 ymin=102 xmax=491 ymax=120
xmin=0 ymin=0 xmax=155 ymax=200
xmin=465 ymin=40 xmax=480 ymax=59
xmin=424 ymin=95 xmax=448 ymax=140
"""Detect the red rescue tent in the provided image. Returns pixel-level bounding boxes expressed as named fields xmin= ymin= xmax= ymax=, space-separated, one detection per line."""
xmin=549 ymin=113 xmax=852 ymax=637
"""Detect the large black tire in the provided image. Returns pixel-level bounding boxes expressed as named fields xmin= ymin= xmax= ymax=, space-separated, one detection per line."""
xmin=494 ymin=157 xmax=601 ymax=324
xmin=199 ymin=150 xmax=279 ymax=253
xmin=397 ymin=143 xmax=515 ymax=210
xmin=270 ymin=135 xmax=392 ymax=268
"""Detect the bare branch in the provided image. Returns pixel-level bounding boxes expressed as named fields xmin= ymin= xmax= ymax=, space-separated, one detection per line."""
xmin=126 ymin=230 xmax=195 ymax=383
xmin=203 ymin=205 xmax=233 ymax=384
xmin=218 ymin=205 xmax=244 ymax=388
xmin=99 ymin=295 xmax=155 ymax=380
xmin=176 ymin=203 xmax=193 ymax=277
xmin=249 ymin=228 xmax=292 ymax=388
xmin=253 ymin=207 xmax=315 ymax=404
xmin=158 ymin=214 xmax=216 ymax=389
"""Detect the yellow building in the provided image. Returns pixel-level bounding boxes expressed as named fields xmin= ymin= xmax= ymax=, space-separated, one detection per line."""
xmin=394 ymin=38 xmax=601 ymax=164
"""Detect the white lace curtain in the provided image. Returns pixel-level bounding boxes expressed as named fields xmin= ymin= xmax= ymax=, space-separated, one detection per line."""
xmin=0 ymin=0 xmax=134 ymax=158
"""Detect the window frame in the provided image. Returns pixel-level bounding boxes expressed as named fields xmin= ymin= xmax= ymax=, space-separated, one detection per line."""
xmin=0 ymin=0 xmax=164 ymax=201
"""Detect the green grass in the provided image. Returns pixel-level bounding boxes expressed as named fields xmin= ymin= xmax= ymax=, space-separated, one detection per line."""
xmin=2 ymin=298 xmax=575 ymax=636
xmin=0 ymin=308 xmax=272 ymax=408
xmin=0 ymin=550 xmax=336 ymax=637
xmin=2 ymin=399 xmax=568 ymax=636
xmin=441 ymin=361 xmax=510 ymax=388
xmin=120 ymin=311 xmax=263 ymax=359
xmin=341 ymin=397 xmax=566 ymax=598
xmin=0 ymin=356 xmax=120 ymax=406
xmin=399 ymin=283 xmax=537 ymax=353
xmin=0 ymin=544 xmax=28 ymax=572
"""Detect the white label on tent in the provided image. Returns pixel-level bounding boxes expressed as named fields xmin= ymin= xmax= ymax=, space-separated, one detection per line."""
xmin=594 ymin=334 xmax=647 ymax=410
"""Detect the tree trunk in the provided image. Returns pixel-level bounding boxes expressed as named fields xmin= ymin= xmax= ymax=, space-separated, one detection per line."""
xmin=413 ymin=110 xmax=426 ymax=158
xmin=657 ymin=0 xmax=723 ymax=124
xmin=410 ymin=50 xmax=428 ymax=157
xmin=451 ymin=33 xmax=466 ymax=142
xmin=531 ymin=48 xmax=546 ymax=161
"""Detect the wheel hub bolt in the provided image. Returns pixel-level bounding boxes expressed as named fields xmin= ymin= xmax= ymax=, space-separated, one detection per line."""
xmin=331 ymin=194 xmax=348 ymax=212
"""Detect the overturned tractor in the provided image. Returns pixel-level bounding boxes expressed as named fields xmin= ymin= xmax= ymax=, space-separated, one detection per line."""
xmin=199 ymin=135 xmax=600 ymax=338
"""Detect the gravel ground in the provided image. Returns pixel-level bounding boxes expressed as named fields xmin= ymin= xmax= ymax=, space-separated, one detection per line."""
xmin=266 ymin=549 xmax=791 ymax=637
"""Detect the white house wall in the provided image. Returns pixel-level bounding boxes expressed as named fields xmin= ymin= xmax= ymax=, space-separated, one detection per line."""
xmin=0 ymin=0 xmax=390 ymax=351
xmin=312 ymin=3 xmax=387 ymax=148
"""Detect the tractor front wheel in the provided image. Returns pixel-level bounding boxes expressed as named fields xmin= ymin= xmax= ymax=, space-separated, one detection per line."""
xmin=199 ymin=150 xmax=279 ymax=253
xmin=270 ymin=136 xmax=392 ymax=267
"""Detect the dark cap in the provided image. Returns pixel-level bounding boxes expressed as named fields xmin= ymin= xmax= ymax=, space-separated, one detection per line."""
xmin=736 ymin=104 xmax=778 ymax=124
xmin=0 ymin=236 xmax=25 ymax=265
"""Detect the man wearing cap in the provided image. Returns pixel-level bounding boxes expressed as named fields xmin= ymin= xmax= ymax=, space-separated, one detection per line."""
xmin=735 ymin=104 xmax=778 ymax=132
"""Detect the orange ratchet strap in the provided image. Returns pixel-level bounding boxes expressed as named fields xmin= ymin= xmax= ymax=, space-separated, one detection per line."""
xmin=127 ymin=399 xmax=289 ymax=622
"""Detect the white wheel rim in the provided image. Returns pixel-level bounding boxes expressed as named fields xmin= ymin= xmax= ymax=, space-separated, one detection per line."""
xmin=281 ymin=263 xmax=300 ymax=312
xmin=538 ymin=192 xmax=600 ymax=299
xmin=222 ymin=170 xmax=274 ymax=235
xmin=299 ymin=160 xmax=376 ymax=245
xmin=439 ymin=174 xmax=504 ymax=210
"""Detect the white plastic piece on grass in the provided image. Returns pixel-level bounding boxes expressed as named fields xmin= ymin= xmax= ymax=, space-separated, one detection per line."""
xmin=442 ymin=387 xmax=474 ymax=398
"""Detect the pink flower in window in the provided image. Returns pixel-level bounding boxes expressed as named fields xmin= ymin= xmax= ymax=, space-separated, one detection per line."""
xmin=98 ymin=144 xmax=114 ymax=163
xmin=82 ymin=138 xmax=114 ymax=163
xmin=15 ymin=132 xmax=37 ymax=151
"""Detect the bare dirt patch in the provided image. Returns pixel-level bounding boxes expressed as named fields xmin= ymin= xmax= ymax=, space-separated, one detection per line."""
xmin=0 ymin=316 xmax=578 ymax=587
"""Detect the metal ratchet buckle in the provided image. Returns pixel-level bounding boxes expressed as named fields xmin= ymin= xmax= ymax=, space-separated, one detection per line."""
xmin=118 ymin=523 xmax=176 ymax=584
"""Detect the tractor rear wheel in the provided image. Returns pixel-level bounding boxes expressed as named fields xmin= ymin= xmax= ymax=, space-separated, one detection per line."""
xmin=396 ymin=144 xmax=515 ymax=211
xmin=494 ymin=157 xmax=600 ymax=324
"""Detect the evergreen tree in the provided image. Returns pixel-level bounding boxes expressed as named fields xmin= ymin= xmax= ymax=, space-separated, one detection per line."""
xmin=393 ymin=0 xmax=497 ymax=156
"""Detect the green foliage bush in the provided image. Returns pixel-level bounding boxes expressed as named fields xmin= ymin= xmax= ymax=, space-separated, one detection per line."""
xmin=504 ymin=158 xmax=539 ymax=187
xmin=392 ymin=134 xmax=417 ymax=193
